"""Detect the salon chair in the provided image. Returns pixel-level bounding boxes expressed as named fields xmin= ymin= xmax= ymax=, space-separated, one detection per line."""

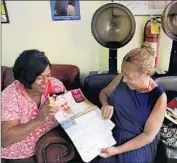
xmin=83 ymin=73 xmax=117 ymax=108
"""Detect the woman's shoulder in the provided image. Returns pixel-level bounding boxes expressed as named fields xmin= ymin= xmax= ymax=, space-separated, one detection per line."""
xmin=149 ymin=80 xmax=165 ymax=103
xmin=50 ymin=77 xmax=62 ymax=83
xmin=2 ymin=81 xmax=19 ymax=97
xmin=150 ymin=79 xmax=164 ymax=95
xmin=50 ymin=77 xmax=66 ymax=92
xmin=50 ymin=77 xmax=64 ymax=86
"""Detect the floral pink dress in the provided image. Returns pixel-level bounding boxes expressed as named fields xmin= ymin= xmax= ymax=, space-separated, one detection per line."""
xmin=1 ymin=77 xmax=66 ymax=159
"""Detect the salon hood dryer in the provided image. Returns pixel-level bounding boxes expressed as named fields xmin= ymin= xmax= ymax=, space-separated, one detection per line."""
xmin=91 ymin=3 xmax=136 ymax=74
xmin=161 ymin=1 xmax=177 ymax=75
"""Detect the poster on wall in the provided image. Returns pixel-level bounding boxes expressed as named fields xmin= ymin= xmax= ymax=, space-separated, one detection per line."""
xmin=113 ymin=1 xmax=171 ymax=15
xmin=1 ymin=0 xmax=9 ymax=23
xmin=50 ymin=0 xmax=81 ymax=21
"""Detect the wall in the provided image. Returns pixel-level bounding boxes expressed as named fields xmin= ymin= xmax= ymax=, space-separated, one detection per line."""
xmin=2 ymin=1 xmax=108 ymax=80
xmin=2 ymin=1 xmax=172 ymax=82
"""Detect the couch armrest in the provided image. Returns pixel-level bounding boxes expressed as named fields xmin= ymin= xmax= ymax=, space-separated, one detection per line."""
xmin=35 ymin=127 xmax=75 ymax=163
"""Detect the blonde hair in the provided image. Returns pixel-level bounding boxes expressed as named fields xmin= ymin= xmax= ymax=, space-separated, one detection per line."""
xmin=123 ymin=42 xmax=156 ymax=76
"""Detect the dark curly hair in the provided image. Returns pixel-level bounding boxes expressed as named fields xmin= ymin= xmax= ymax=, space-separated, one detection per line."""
xmin=13 ymin=49 xmax=51 ymax=89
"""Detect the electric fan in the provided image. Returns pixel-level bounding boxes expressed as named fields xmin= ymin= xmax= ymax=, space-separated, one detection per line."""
xmin=161 ymin=1 xmax=177 ymax=75
xmin=91 ymin=3 xmax=136 ymax=74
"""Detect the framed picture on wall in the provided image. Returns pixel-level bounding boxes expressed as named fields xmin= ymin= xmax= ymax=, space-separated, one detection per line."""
xmin=113 ymin=1 xmax=171 ymax=15
xmin=50 ymin=0 xmax=81 ymax=21
xmin=1 ymin=0 xmax=9 ymax=23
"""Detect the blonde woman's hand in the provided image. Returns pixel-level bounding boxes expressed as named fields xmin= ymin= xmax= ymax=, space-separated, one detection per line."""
xmin=99 ymin=147 xmax=119 ymax=158
xmin=101 ymin=104 xmax=114 ymax=119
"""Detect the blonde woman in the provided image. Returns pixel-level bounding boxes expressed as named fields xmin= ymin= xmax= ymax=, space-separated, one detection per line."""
xmin=94 ymin=43 xmax=167 ymax=163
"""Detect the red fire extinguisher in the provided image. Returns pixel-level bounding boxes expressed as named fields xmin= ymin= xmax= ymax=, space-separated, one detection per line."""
xmin=144 ymin=17 xmax=161 ymax=68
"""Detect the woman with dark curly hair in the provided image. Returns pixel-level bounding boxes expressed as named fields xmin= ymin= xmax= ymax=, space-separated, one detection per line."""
xmin=1 ymin=50 xmax=66 ymax=163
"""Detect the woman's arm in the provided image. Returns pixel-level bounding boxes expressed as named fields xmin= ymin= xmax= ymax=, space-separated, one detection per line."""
xmin=1 ymin=117 xmax=44 ymax=147
xmin=116 ymin=92 xmax=167 ymax=154
xmin=99 ymin=74 xmax=122 ymax=106
xmin=100 ymin=92 xmax=167 ymax=158
xmin=2 ymin=102 xmax=58 ymax=148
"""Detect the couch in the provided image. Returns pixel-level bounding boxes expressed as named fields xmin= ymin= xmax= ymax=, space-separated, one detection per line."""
xmin=1 ymin=64 xmax=81 ymax=163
